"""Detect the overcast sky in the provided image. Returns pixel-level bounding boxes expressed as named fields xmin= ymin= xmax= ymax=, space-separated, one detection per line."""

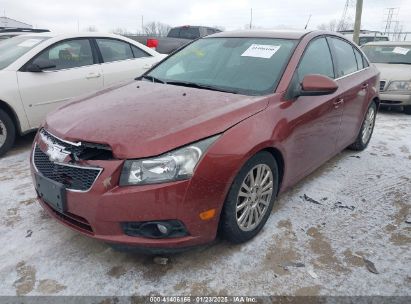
xmin=1 ymin=0 xmax=410 ymax=34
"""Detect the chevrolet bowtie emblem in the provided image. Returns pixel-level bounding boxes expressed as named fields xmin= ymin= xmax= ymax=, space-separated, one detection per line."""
xmin=40 ymin=131 xmax=71 ymax=163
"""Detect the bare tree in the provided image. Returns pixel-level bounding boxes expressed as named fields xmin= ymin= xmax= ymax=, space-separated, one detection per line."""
xmin=143 ymin=22 xmax=171 ymax=36
xmin=318 ymin=18 xmax=353 ymax=32
xmin=317 ymin=19 xmax=338 ymax=31
xmin=84 ymin=25 xmax=98 ymax=32
xmin=213 ymin=25 xmax=225 ymax=31
xmin=112 ymin=27 xmax=128 ymax=35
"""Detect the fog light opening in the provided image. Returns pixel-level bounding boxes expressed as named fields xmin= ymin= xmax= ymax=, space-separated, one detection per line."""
xmin=157 ymin=223 xmax=170 ymax=235
xmin=122 ymin=220 xmax=188 ymax=239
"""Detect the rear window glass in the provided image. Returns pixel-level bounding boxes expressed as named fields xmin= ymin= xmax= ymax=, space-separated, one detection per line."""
xmin=353 ymin=48 xmax=364 ymax=69
xmin=96 ymin=38 xmax=134 ymax=62
xmin=329 ymin=37 xmax=358 ymax=77
xmin=168 ymin=28 xmax=200 ymax=39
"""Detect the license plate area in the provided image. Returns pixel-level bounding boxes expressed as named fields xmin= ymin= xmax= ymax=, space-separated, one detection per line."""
xmin=35 ymin=173 xmax=67 ymax=213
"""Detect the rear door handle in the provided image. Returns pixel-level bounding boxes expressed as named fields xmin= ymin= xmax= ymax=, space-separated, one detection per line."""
xmin=333 ymin=98 xmax=344 ymax=109
xmin=86 ymin=73 xmax=101 ymax=79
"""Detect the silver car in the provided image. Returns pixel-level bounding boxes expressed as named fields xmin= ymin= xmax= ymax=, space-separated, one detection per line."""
xmin=362 ymin=41 xmax=411 ymax=114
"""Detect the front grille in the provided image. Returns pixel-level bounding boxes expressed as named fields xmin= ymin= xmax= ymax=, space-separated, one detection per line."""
xmin=39 ymin=128 xmax=84 ymax=155
xmin=39 ymin=128 xmax=112 ymax=160
xmin=33 ymin=146 xmax=101 ymax=191
xmin=380 ymin=81 xmax=386 ymax=91
xmin=46 ymin=203 xmax=93 ymax=234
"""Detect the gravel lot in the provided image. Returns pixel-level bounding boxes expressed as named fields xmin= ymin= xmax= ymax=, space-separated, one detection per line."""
xmin=0 ymin=110 xmax=410 ymax=297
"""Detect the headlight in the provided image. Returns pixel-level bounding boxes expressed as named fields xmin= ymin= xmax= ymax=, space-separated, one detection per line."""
xmin=120 ymin=135 xmax=220 ymax=186
xmin=387 ymin=81 xmax=411 ymax=91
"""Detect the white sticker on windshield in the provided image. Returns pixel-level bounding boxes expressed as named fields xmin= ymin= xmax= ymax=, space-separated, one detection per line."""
xmin=18 ymin=39 xmax=42 ymax=48
xmin=392 ymin=47 xmax=410 ymax=55
xmin=241 ymin=44 xmax=281 ymax=59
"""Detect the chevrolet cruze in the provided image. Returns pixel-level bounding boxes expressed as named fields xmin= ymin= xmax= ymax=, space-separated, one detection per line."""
xmin=30 ymin=30 xmax=380 ymax=253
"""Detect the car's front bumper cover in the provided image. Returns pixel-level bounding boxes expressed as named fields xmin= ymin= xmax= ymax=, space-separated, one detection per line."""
xmin=379 ymin=91 xmax=411 ymax=106
xmin=30 ymin=134 xmax=232 ymax=252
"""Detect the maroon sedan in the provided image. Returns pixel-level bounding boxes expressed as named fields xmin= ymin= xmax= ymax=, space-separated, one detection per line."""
xmin=31 ymin=30 xmax=379 ymax=253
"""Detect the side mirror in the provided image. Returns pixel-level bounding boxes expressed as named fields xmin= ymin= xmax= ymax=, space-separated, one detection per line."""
xmin=26 ymin=59 xmax=56 ymax=72
xmin=300 ymin=74 xmax=338 ymax=96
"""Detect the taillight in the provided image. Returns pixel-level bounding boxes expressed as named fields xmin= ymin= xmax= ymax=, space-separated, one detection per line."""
xmin=146 ymin=39 xmax=158 ymax=50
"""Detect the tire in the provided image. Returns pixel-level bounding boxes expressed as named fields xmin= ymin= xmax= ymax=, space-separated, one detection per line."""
xmin=404 ymin=106 xmax=411 ymax=115
xmin=0 ymin=109 xmax=16 ymax=157
xmin=219 ymin=151 xmax=279 ymax=243
xmin=348 ymin=101 xmax=377 ymax=151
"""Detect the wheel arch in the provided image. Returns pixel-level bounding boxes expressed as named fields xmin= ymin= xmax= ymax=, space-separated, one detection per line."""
xmin=372 ymin=96 xmax=380 ymax=109
xmin=0 ymin=99 xmax=22 ymax=134
xmin=261 ymin=147 xmax=285 ymax=193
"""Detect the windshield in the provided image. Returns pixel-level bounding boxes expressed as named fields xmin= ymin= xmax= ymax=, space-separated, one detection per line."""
xmin=362 ymin=44 xmax=411 ymax=64
xmin=147 ymin=37 xmax=297 ymax=95
xmin=0 ymin=36 xmax=49 ymax=69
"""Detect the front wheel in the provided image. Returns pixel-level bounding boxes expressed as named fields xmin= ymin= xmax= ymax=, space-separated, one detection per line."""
xmin=0 ymin=109 xmax=16 ymax=157
xmin=348 ymin=102 xmax=377 ymax=151
xmin=219 ymin=151 xmax=279 ymax=244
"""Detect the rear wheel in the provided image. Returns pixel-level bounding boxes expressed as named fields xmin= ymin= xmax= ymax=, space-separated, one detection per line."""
xmin=348 ymin=102 xmax=377 ymax=151
xmin=219 ymin=151 xmax=279 ymax=243
xmin=0 ymin=109 xmax=16 ymax=157
xmin=404 ymin=106 xmax=411 ymax=115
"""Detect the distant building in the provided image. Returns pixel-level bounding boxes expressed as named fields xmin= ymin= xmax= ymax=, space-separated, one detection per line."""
xmin=0 ymin=17 xmax=32 ymax=29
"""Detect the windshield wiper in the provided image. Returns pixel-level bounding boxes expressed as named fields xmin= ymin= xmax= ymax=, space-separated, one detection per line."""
xmin=166 ymin=81 xmax=238 ymax=94
xmin=138 ymin=75 xmax=167 ymax=83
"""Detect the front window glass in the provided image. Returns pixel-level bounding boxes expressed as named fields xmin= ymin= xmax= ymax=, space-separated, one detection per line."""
xmin=147 ymin=37 xmax=297 ymax=95
xmin=0 ymin=35 xmax=49 ymax=70
xmin=298 ymin=37 xmax=334 ymax=81
xmin=361 ymin=45 xmax=411 ymax=64
xmin=35 ymin=39 xmax=93 ymax=70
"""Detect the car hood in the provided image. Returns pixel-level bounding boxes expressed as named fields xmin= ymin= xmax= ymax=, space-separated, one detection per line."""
xmin=373 ymin=63 xmax=411 ymax=81
xmin=45 ymin=81 xmax=269 ymax=159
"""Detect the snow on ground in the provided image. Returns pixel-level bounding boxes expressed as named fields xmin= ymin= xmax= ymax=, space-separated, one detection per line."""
xmin=0 ymin=110 xmax=410 ymax=296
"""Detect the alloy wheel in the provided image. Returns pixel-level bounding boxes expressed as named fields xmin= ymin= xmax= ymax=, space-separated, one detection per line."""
xmin=0 ymin=120 xmax=7 ymax=148
xmin=361 ymin=106 xmax=375 ymax=145
xmin=236 ymin=164 xmax=273 ymax=231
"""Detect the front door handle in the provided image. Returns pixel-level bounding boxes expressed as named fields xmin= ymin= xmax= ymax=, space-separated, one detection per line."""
xmin=333 ymin=98 xmax=344 ymax=109
xmin=86 ymin=73 xmax=101 ymax=79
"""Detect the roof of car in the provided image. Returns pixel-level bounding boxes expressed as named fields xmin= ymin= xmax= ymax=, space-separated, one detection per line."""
xmin=207 ymin=29 xmax=312 ymax=40
xmin=363 ymin=41 xmax=411 ymax=46
xmin=16 ymin=32 xmax=127 ymax=39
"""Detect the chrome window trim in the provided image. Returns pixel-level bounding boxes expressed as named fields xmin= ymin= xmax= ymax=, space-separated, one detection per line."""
xmin=335 ymin=66 xmax=369 ymax=81
xmin=32 ymin=143 xmax=103 ymax=193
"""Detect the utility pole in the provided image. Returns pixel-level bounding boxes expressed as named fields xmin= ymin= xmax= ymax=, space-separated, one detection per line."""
xmin=353 ymin=0 xmax=363 ymax=45
xmin=250 ymin=8 xmax=253 ymax=29
xmin=142 ymin=15 xmax=144 ymax=33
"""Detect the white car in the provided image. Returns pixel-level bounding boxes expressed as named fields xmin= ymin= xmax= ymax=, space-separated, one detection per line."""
xmin=0 ymin=32 xmax=166 ymax=156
